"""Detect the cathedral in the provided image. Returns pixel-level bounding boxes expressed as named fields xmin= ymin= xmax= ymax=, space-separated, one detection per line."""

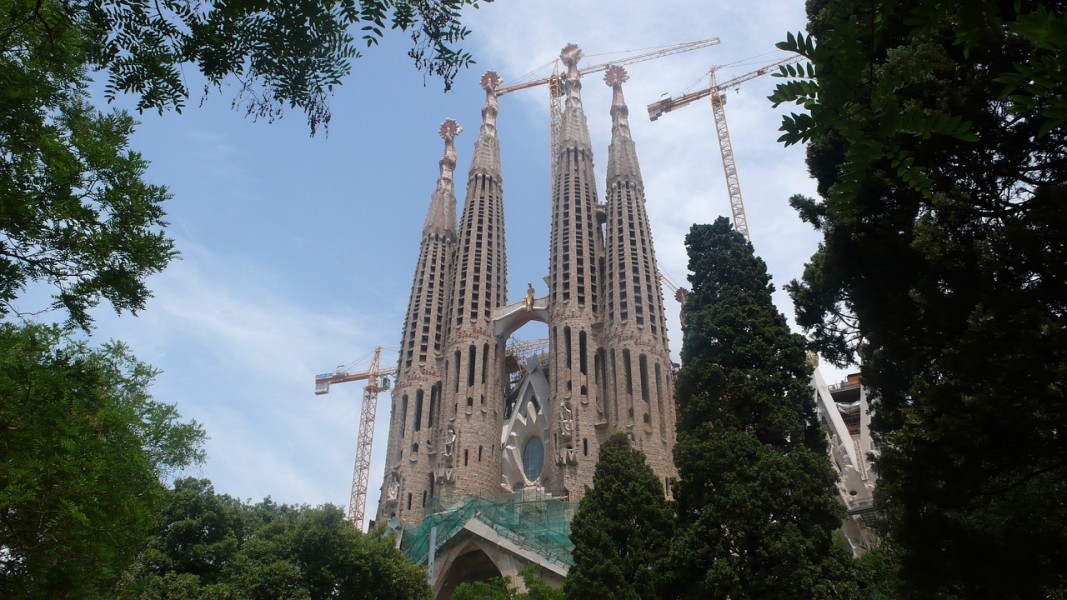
xmin=376 ymin=46 xmax=676 ymax=592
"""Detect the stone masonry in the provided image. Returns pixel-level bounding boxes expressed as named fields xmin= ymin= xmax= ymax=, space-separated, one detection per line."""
xmin=377 ymin=46 xmax=676 ymax=528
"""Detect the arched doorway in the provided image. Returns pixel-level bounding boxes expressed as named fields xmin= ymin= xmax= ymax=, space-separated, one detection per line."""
xmin=436 ymin=546 xmax=502 ymax=599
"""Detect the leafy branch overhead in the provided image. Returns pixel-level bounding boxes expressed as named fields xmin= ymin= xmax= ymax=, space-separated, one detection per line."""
xmin=2 ymin=0 xmax=490 ymax=329
xmin=41 ymin=0 xmax=490 ymax=135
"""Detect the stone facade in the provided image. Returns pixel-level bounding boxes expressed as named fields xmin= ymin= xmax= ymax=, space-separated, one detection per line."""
xmin=377 ymin=46 xmax=675 ymax=529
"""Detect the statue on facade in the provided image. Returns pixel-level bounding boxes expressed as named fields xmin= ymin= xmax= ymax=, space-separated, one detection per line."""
xmin=386 ymin=471 xmax=401 ymax=503
xmin=443 ymin=425 xmax=457 ymax=457
xmin=559 ymin=399 xmax=574 ymax=439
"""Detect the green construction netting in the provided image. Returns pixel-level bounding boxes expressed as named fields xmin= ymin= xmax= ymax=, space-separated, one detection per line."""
xmin=402 ymin=491 xmax=576 ymax=569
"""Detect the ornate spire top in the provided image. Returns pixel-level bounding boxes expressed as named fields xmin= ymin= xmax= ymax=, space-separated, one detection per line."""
xmin=437 ymin=119 xmax=461 ymax=189
xmin=604 ymin=65 xmax=631 ymax=132
xmin=480 ymin=70 xmax=501 ymax=92
xmin=605 ymin=66 xmax=642 ymax=186
xmin=424 ymin=120 xmax=461 ymax=237
xmin=479 ymin=71 xmax=501 ymax=136
xmin=560 ymin=43 xmax=584 ymax=108
xmin=468 ymin=71 xmax=502 ymax=180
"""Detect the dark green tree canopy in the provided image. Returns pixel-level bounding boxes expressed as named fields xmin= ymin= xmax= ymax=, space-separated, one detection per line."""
xmin=0 ymin=322 xmax=205 ymax=598
xmin=564 ymin=432 xmax=672 ymax=600
xmin=676 ymin=218 xmax=820 ymax=451
xmin=130 ymin=477 xmax=433 ymax=599
xmin=664 ymin=219 xmax=855 ymax=600
xmin=771 ymin=1 xmax=1067 ymax=597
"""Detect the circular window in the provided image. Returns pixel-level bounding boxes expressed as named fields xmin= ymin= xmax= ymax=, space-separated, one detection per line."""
xmin=522 ymin=437 xmax=545 ymax=482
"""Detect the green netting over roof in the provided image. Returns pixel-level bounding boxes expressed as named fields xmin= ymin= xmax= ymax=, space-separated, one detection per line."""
xmin=402 ymin=491 xmax=576 ymax=569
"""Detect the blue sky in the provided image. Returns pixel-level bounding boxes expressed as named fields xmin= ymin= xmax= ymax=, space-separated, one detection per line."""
xmin=27 ymin=0 xmax=851 ymax=527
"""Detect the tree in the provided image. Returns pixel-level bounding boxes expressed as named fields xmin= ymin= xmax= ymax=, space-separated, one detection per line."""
xmin=10 ymin=0 xmax=487 ymax=135
xmin=453 ymin=566 xmax=563 ymax=600
xmin=453 ymin=577 xmax=517 ymax=600
xmin=0 ymin=322 xmax=206 ymax=598
xmin=662 ymin=219 xmax=855 ymax=599
xmin=1 ymin=1 xmax=177 ymax=330
xmin=129 ymin=477 xmax=432 ymax=600
xmin=771 ymin=1 xmax=1067 ymax=596
xmin=2 ymin=0 xmax=489 ymax=329
xmin=564 ymin=432 xmax=672 ymax=600
xmin=519 ymin=565 xmax=565 ymax=600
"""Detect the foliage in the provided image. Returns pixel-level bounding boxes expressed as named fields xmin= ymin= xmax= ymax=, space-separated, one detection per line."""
xmin=564 ymin=432 xmax=672 ymax=600
xmin=771 ymin=1 xmax=1067 ymax=597
xmin=453 ymin=565 xmax=563 ymax=600
xmin=519 ymin=565 xmax=565 ymax=600
xmin=0 ymin=322 xmax=205 ymax=598
xmin=8 ymin=0 xmax=488 ymax=136
xmin=453 ymin=576 xmax=517 ymax=600
xmin=662 ymin=219 xmax=856 ymax=599
xmin=855 ymin=547 xmax=900 ymax=600
xmin=128 ymin=477 xmax=432 ymax=599
xmin=1 ymin=0 xmax=176 ymax=330
xmin=2 ymin=0 xmax=489 ymax=327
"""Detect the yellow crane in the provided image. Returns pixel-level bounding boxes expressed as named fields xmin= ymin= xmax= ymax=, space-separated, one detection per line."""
xmin=647 ymin=55 xmax=804 ymax=242
xmin=494 ymin=37 xmax=721 ymax=185
xmin=315 ymin=347 xmax=396 ymax=529
xmin=660 ymin=271 xmax=690 ymax=327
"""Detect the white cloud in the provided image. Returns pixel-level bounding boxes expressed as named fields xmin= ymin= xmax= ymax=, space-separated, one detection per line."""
xmin=91 ymin=241 xmax=396 ymax=512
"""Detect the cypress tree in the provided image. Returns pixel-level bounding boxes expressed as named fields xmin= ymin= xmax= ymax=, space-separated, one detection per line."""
xmin=565 ymin=432 xmax=673 ymax=600
xmin=663 ymin=218 xmax=855 ymax=599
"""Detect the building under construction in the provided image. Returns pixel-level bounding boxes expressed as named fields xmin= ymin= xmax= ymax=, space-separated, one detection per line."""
xmin=375 ymin=43 xmax=676 ymax=595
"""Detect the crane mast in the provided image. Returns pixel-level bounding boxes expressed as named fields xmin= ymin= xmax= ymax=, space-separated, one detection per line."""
xmin=647 ymin=55 xmax=803 ymax=242
xmin=315 ymin=347 xmax=396 ymax=529
xmin=494 ymin=37 xmax=721 ymax=185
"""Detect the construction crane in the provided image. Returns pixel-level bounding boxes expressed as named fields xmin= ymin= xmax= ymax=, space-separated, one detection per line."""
xmin=647 ymin=55 xmax=804 ymax=242
xmin=506 ymin=336 xmax=550 ymax=357
xmin=315 ymin=347 xmax=396 ymax=529
xmin=660 ymin=271 xmax=690 ymax=327
xmin=494 ymin=37 xmax=721 ymax=184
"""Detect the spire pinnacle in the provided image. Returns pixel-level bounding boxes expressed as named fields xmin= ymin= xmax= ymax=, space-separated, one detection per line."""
xmin=604 ymin=65 xmax=631 ymax=134
xmin=468 ymin=71 xmax=503 ymax=180
xmin=605 ymin=66 xmax=642 ymax=186
xmin=437 ymin=119 xmax=461 ymax=191
xmin=423 ymin=119 xmax=461 ymax=237
xmin=560 ymin=43 xmax=584 ymax=108
xmin=479 ymin=71 xmax=501 ymax=137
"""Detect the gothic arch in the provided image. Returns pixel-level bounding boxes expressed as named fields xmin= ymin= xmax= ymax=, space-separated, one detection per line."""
xmin=436 ymin=543 xmax=503 ymax=599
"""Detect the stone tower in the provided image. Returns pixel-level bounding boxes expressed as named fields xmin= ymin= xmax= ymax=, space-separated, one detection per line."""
xmin=436 ymin=71 xmax=508 ymax=502
xmin=601 ymin=66 xmax=677 ymax=485
xmin=377 ymin=46 xmax=676 ymax=529
xmin=378 ymin=119 xmax=460 ymax=524
xmin=546 ymin=44 xmax=606 ymax=497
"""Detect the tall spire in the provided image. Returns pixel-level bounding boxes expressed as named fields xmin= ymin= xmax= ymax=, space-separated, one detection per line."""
xmin=559 ymin=44 xmax=592 ymax=150
xmin=423 ymin=119 xmax=461 ymax=238
xmin=547 ymin=42 xmax=605 ymax=499
xmin=469 ymin=71 xmax=502 ymax=179
xmin=606 ymin=65 xmax=630 ymax=132
xmin=604 ymin=65 xmax=642 ymax=188
xmin=602 ymin=65 xmax=676 ymax=485
xmin=438 ymin=70 xmax=508 ymax=501
xmin=378 ymin=119 xmax=462 ymax=526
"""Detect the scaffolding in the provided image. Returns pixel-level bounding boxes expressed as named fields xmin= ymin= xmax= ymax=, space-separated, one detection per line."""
xmin=402 ymin=490 xmax=576 ymax=569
